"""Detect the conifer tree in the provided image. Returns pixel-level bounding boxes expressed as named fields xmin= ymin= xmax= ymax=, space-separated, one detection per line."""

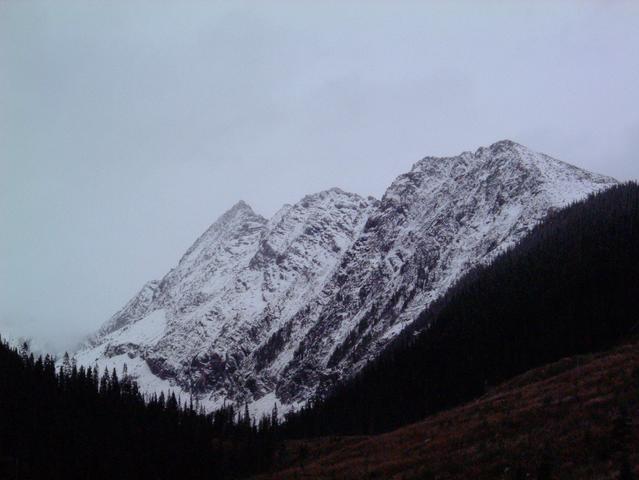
xmin=271 ymin=402 xmax=279 ymax=428
xmin=100 ymin=366 xmax=110 ymax=393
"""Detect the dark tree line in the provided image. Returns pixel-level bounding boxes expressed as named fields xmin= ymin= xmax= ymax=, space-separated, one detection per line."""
xmin=282 ymin=182 xmax=639 ymax=437
xmin=0 ymin=341 xmax=282 ymax=480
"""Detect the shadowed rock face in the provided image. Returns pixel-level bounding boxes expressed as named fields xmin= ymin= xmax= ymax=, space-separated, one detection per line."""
xmin=76 ymin=140 xmax=616 ymax=412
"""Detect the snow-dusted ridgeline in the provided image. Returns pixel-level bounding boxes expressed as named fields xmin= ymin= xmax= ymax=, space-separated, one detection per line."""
xmin=75 ymin=140 xmax=616 ymax=415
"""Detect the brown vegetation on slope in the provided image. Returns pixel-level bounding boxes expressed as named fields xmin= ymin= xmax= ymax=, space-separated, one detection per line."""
xmin=257 ymin=342 xmax=639 ymax=479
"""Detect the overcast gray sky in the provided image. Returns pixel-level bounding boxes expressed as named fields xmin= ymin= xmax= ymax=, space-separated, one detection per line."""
xmin=1 ymin=0 xmax=638 ymax=352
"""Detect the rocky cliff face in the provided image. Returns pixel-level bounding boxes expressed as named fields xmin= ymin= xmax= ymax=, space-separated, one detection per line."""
xmin=76 ymin=140 xmax=616 ymax=413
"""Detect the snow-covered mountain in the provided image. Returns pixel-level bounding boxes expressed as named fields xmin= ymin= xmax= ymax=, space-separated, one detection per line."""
xmin=75 ymin=140 xmax=616 ymax=413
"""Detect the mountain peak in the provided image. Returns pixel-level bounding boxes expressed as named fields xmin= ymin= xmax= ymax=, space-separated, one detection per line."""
xmin=476 ymin=140 xmax=616 ymax=186
xmin=473 ymin=139 xmax=527 ymax=158
xmin=489 ymin=138 xmax=523 ymax=149
xmin=78 ymin=141 xmax=617 ymax=416
xmin=213 ymin=200 xmax=265 ymax=227
xmin=227 ymin=199 xmax=256 ymax=215
xmin=299 ymin=187 xmax=364 ymax=204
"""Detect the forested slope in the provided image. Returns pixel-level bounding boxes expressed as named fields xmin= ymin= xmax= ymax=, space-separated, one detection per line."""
xmin=260 ymin=340 xmax=639 ymax=480
xmin=283 ymin=182 xmax=639 ymax=436
xmin=0 ymin=340 xmax=280 ymax=480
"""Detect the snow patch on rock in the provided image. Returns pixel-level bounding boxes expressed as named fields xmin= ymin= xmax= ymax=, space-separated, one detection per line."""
xmin=75 ymin=140 xmax=616 ymax=415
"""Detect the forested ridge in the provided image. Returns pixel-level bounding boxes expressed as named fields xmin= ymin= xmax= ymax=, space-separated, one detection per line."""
xmin=0 ymin=341 xmax=282 ymax=479
xmin=282 ymin=182 xmax=639 ymax=436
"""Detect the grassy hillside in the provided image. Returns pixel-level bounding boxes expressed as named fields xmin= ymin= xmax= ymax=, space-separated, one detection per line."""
xmin=260 ymin=340 xmax=639 ymax=479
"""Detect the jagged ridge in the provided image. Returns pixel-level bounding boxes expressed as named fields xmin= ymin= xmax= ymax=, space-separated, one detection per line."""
xmin=75 ymin=140 xmax=616 ymax=414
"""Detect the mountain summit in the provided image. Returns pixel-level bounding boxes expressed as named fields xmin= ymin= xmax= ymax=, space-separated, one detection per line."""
xmin=76 ymin=141 xmax=616 ymax=413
